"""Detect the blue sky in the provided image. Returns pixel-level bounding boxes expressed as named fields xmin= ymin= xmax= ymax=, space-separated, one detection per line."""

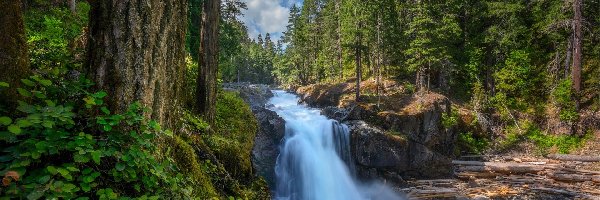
xmin=238 ymin=0 xmax=303 ymax=43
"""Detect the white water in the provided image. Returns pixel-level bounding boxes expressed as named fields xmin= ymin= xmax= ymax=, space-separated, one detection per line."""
xmin=268 ymin=90 xmax=402 ymax=200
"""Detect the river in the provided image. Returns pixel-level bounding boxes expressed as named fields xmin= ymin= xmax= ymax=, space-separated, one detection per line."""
xmin=267 ymin=90 xmax=402 ymax=200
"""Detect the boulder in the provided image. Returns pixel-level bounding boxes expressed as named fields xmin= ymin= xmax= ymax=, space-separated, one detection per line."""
xmin=251 ymin=107 xmax=285 ymax=188
xmin=223 ymin=83 xmax=273 ymax=108
xmin=347 ymin=120 xmax=452 ymax=182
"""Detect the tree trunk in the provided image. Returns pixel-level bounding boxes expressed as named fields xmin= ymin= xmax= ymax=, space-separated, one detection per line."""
xmin=0 ymin=0 xmax=29 ymax=109
xmin=355 ymin=22 xmax=362 ymax=102
xmin=195 ymin=0 xmax=220 ymax=125
xmin=69 ymin=0 xmax=77 ymax=14
xmin=572 ymin=0 xmax=582 ymax=96
xmin=336 ymin=0 xmax=343 ymax=80
xmin=86 ymin=0 xmax=188 ymax=128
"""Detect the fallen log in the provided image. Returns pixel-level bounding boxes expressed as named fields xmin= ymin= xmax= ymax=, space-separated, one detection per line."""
xmin=546 ymin=154 xmax=600 ymax=162
xmin=549 ymin=173 xmax=592 ymax=182
xmin=458 ymin=164 xmax=546 ymax=174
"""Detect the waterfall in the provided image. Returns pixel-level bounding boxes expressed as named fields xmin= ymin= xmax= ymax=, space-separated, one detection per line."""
xmin=268 ymin=90 xmax=402 ymax=200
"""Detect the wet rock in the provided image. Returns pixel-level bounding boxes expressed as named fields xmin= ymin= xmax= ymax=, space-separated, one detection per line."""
xmin=251 ymin=107 xmax=285 ymax=187
xmin=223 ymin=83 xmax=285 ymax=187
xmin=347 ymin=120 xmax=452 ymax=182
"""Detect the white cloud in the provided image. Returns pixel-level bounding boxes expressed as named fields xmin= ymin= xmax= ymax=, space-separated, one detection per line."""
xmin=239 ymin=0 xmax=295 ymax=42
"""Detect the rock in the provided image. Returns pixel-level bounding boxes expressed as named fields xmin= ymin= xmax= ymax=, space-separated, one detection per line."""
xmin=223 ymin=83 xmax=285 ymax=188
xmin=223 ymin=83 xmax=273 ymax=108
xmin=251 ymin=107 xmax=285 ymax=188
xmin=347 ymin=120 xmax=452 ymax=182
xmin=321 ymin=106 xmax=350 ymax=122
xmin=378 ymin=98 xmax=456 ymax=156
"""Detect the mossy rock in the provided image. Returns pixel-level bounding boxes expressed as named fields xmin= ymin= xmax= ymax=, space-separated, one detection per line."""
xmin=168 ymin=135 xmax=218 ymax=198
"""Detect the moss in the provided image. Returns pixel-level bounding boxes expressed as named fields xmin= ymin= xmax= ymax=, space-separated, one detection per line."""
xmin=168 ymin=135 xmax=218 ymax=198
xmin=209 ymin=91 xmax=258 ymax=181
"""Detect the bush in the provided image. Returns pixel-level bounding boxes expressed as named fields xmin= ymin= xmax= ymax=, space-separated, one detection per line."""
xmin=457 ymin=132 xmax=489 ymax=154
xmin=0 ymin=77 xmax=190 ymax=199
xmin=499 ymin=120 xmax=588 ymax=154
xmin=552 ymin=79 xmax=579 ymax=123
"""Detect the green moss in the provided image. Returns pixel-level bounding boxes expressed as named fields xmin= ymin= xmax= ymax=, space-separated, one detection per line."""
xmin=168 ymin=135 xmax=218 ymax=198
xmin=208 ymin=91 xmax=258 ymax=181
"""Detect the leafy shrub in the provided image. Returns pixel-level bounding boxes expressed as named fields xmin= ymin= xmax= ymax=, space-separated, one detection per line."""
xmin=499 ymin=120 xmax=588 ymax=154
xmin=25 ymin=3 xmax=90 ymax=75
xmin=457 ymin=132 xmax=489 ymax=154
xmin=442 ymin=107 xmax=460 ymax=128
xmin=552 ymin=79 xmax=579 ymax=123
xmin=0 ymin=76 xmax=189 ymax=199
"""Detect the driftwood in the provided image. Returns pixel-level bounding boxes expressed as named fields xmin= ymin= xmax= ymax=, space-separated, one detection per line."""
xmin=546 ymin=154 xmax=600 ymax=162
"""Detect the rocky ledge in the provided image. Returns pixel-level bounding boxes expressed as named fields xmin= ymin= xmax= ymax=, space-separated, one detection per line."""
xmin=297 ymin=80 xmax=457 ymax=181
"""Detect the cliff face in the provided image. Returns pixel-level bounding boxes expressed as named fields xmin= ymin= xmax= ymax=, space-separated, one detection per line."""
xmin=223 ymin=83 xmax=285 ymax=188
xmin=296 ymin=79 xmax=457 ymax=183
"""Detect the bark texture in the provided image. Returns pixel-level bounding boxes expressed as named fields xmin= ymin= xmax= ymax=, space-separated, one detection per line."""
xmin=86 ymin=0 xmax=188 ymax=128
xmin=572 ymin=0 xmax=582 ymax=95
xmin=0 ymin=0 xmax=29 ymax=108
xmin=196 ymin=0 xmax=220 ymax=124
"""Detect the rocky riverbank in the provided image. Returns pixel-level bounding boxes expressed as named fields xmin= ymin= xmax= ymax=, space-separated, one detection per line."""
xmin=223 ymin=83 xmax=285 ymax=188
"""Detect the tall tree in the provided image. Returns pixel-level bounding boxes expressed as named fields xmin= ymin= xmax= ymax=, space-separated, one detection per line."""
xmin=196 ymin=0 xmax=221 ymax=124
xmin=0 ymin=0 xmax=30 ymax=108
xmin=86 ymin=0 xmax=188 ymax=128
xmin=572 ymin=0 xmax=582 ymax=96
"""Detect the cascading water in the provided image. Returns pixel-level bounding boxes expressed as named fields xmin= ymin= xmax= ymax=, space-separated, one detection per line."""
xmin=268 ymin=90 xmax=402 ymax=200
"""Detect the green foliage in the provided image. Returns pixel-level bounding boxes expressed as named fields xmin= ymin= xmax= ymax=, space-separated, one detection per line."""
xmin=208 ymin=91 xmax=258 ymax=181
xmin=493 ymin=50 xmax=545 ymax=111
xmin=25 ymin=2 xmax=90 ymax=75
xmin=441 ymin=107 xmax=460 ymax=129
xmin=0 ymin=76 xmax=189 ymax=199
xmin=552 ymin=79 xmax=579 ymax=123
xmin=499 ymin=120 xmax=589 ymax=154
xmin=457 ymin=132 xmax=489 ymax=154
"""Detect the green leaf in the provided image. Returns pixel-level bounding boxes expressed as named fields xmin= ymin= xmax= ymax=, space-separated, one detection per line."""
xmin=44 ymin=100 xmax=56 ymax=107
xmin=47 ymin=166 xmax=58 ymax=175
xmin=21 ymin=79 xmax=35 ymax=87
xmin=91 ymin=151 xmax=102 ymax=164
xmin=80 ymin=182 xmax=91 ymax=192
xmin=37 ymin=175 xmax=51 ymax=184
xmin=17 ymin=88 xmax=32 ymax=97
xmin=8 ymin=125 xmax=21 ymax=134
xmin=57 ymin=168 xmax=69 ymax=177
xmin=38 ymin=79 xmax=52 ymax=86
xmin=100 ymin=107 xmax=110 ymax=115
xmin=26 ymin=188 xmax=46 ymax=200
xmin=115 ymin=163 xmax=125 ymax=171
xmin=0 ymin=82 xmax=9 ymax=87
xmin=41 ymin=120 xmax=54 ymax=128
xmin=74 ymin=154 xmax=90 ymax=163
xmin=0 ymin=116 xmax=12 ymax=126
xmin=103 ymin=125 xmax=112 ymax=132
xmin=93 ymin=91 xmax=108 ymax=99
xmin=16 ymin=119 xmax=32 ymax=128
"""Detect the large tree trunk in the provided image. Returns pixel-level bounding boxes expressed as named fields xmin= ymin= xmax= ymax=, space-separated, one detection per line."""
xmin=572 ymin=0 xmax=582 ymax=98
xmin=195 ymin=0 xmax=220 ymax=124
xmin=86 ymin=0 xmax=188 ymax=128
xmin=0 ymin=0 xmax=29 ymax=109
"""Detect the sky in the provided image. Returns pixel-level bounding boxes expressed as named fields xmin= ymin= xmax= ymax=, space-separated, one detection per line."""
xmin=238 ymin=0 xmax=303 ymax=43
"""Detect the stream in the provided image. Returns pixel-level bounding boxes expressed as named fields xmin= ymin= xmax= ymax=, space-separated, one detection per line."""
xmin=267 ymin=90 xmax=402 ymax=200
